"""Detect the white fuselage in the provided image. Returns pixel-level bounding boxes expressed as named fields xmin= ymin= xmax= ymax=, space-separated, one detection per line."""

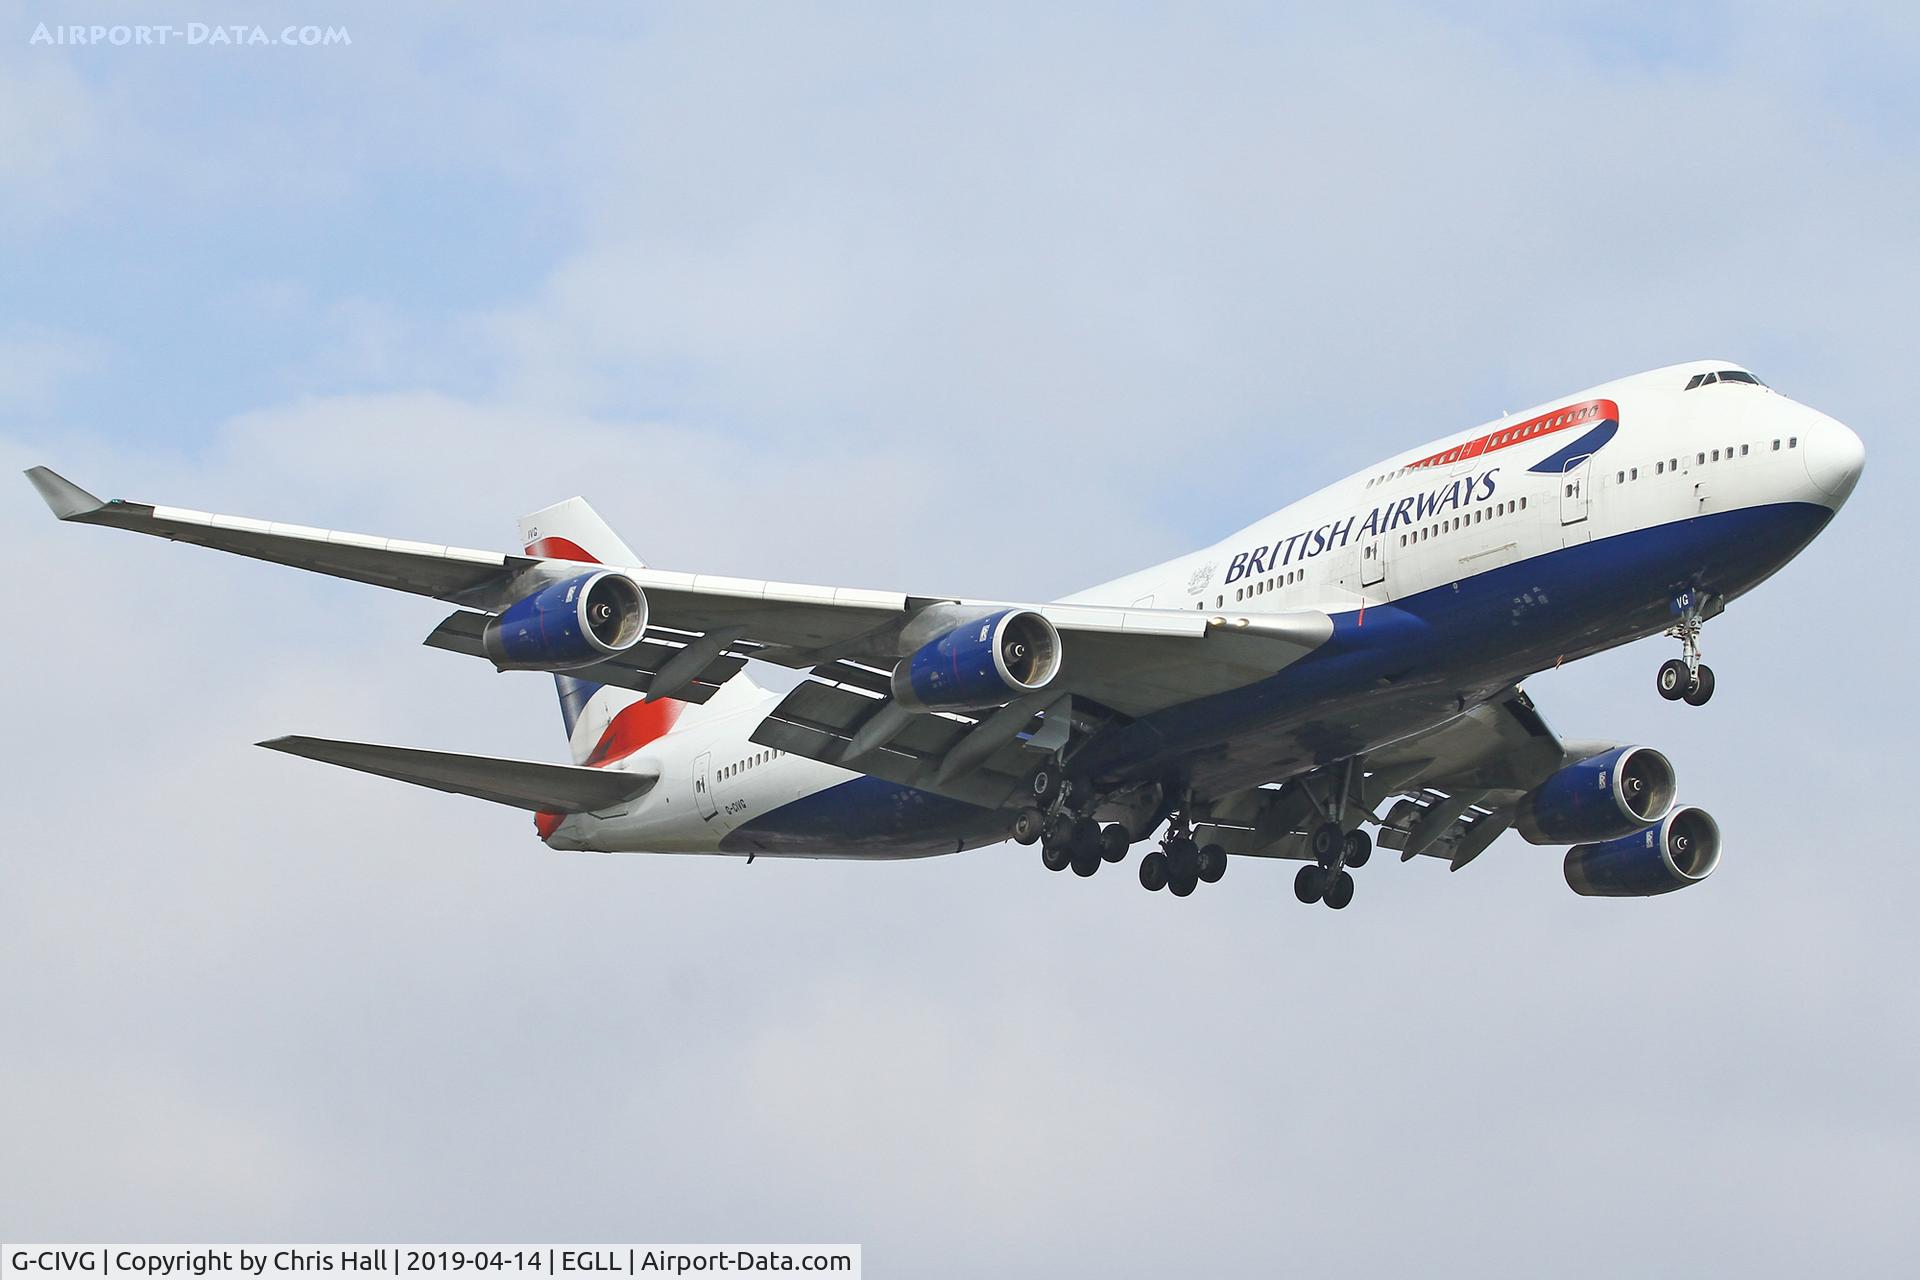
xmin=546 ymin=361 xmax=1862 ymax=857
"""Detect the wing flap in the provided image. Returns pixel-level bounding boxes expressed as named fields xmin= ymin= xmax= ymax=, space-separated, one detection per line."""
xmin=260 ymin=735 xmax=657 ymax=812
xmin=423 ymin=610 xmax=747 ymax=704
xmin=748 ymin=682 xmax=1034 ymax=809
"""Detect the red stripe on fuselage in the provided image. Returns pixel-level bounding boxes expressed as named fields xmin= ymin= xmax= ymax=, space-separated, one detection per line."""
xmin=1405 ymin=398 xmax=1618 ymax=471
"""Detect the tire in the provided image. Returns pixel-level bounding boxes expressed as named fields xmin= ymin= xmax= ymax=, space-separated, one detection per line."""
xmin=1657 ymin=658 xmax=1691 ymax=701
xmin=1342 ymin=828 xmax=1372 ymax=869
xmin=1011 ymin=808 xmax=1045 ymax=846
xmin=1197 ymin=844 xmax=1227 ymax=884
xmin=1041 ymin=842 xmax=1071 ymax=872
xmin=1138 ymin=850 xmax=1169 ymax=891
xmin=1168 ymin=864 xmax=1199 ymax=896
xmin=1294 ymin=864 xmax=1326 ymax=904
xmin=1310 ymin=821 xmax=1342 ymax=863
xmin=1100 ymin=824 xmax=1131 ymax=863
xmin=1029 ymin=767 xmax=1064 ymax=806
xmin=1684 ymin=663 xmax=1716 ymax=706
xmin=1068 ymin=817 xmax=1103 ymax=876
xmin=1323 ymin=870 xmax=1355 ymax=910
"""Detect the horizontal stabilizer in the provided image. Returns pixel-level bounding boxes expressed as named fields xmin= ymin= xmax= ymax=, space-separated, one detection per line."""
xmin=259 ymin=735 xmax=657 ymax=812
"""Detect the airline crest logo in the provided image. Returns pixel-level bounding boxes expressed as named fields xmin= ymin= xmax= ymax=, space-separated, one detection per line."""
xmin=1406 ymin=398 xmax=1617 ymax=471
xmin=1186 ymin=561 xmax=1217 ymax=596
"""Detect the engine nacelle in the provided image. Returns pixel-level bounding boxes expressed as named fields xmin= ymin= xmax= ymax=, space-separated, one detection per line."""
xmin=482 ymin=570 xmax=648 ymax=672
xmin=1564 ymin=806 xmax=1721 ymax=897
xmin=891 ymin=608 xmax=1061 ymax=712
xmin=1516 ymin=745 xmax=1677 ymax=845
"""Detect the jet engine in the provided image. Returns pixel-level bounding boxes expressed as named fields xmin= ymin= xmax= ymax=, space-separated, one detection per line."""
xmin=482 ymin=570 xmax=648 ymax=671
xmin=1516 ymin=745 xmax=1677 ymax=845
xmin=891 ymin=608 xmax=1062 ymax=712
xmin=1564 ymin=806 xmax=1721 ymax=897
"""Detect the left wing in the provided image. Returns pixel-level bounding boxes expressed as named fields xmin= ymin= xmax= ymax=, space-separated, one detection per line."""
xmin=27 ymin=466 xmax=1331 ymax=728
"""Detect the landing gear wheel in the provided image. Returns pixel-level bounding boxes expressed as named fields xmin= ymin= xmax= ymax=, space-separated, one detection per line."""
xmin=1342 ymin=828 xmax=1372 ymax=869
xmin=1068 ymin=817 xmax=1103 ymax=876
xmin=1683 ymin=663 xmax=1716 ymax=706
xmin=1041 ymin=841 xmax=1071 ymax=872
xmin=1099 ymin=824 xmax=1131 ymax=863
xmin=1657 ymin=658 xmax=1691 ymax=701
xmin=1028 ymin=766 xmax=1061 ymax=806
xmin=1294 ymin=864 xmax=1327 ymax=904
xmin=1309 ymin=821 xmax=1343 ymax=863
xmin=1166 ymin=837 xmax=1200 ymax=896
xmin=1138 ymin=850 xmax=1169 ymax=891
xmin=1011 ymin=807 xmax=1045 ymax=846
xmin=1322 ymin=869 xmax=1355 ymax=910
xmin=1197 ymin=844 xmax=1227 ymax=884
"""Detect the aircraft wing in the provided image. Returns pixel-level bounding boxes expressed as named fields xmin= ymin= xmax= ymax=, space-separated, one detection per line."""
xmin=27 ymin=468 xmax=1332 ymax=724
xmin=259 ymin=735 xmax=658 ymax=812
xmin=1191 ymin=688 xmax=1579 ymax=869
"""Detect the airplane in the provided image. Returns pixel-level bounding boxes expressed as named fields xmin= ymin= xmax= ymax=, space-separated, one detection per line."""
xmin=24 ymin=359 xmax=1865 ymax=909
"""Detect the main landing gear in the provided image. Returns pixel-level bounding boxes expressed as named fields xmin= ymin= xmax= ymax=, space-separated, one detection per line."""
xmin=1012 ymin=771 xmax=1228 ymax=899
xmin=1657 ymin=595 xmax=1715 ymax=706
xmin=1137 ymin=815 xmax=1227 ymax=898
xmin=1291 ymin=759 xmax=1372 ymax=910
xmin=1024 ymin=816 xmax=1133 ymax=877
xmin=1011 ymin=765 xmax=1135 ymax=879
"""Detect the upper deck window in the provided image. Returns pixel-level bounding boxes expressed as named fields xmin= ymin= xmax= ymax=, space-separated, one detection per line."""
xmin=1685 ymin=370 xmax=1768 ymax=390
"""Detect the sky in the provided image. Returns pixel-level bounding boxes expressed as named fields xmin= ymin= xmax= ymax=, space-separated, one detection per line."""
xmin=2 ymin=1 xmax=1916 ymax=1273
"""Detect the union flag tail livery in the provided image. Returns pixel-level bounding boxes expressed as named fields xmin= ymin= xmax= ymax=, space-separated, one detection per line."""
xmin=28 ymin=360 xmax=1867 ymax=906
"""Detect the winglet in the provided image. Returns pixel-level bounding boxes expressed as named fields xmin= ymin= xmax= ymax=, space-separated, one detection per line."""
xmin=24 ymin=467 xmax=106 ymax=520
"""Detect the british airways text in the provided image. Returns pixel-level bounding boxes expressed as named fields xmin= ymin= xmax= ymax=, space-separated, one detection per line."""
xmin=1225 ymin=467 xmax=1501 ymax=584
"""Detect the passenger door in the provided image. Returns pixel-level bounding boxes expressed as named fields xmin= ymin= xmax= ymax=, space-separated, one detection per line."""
xmin=1359 ymin=536 xmax=1386 ymax=590
xmin=1560 ymin=456 xmax=1592 ymax=527
xmin=692 ymin=751 xmax=717 ymax=820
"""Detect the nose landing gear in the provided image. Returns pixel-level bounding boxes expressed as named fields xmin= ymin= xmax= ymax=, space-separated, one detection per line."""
xmin=1658 ymin=594 xmax=1716 ymax=706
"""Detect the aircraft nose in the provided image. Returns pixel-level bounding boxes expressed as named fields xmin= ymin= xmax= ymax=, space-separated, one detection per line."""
xmin=1803 ymin=414 xmax=1865 ymax=504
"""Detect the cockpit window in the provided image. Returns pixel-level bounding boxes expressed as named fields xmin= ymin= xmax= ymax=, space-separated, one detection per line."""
xmin=1685 ymin=369 xmax=1768 ymax=390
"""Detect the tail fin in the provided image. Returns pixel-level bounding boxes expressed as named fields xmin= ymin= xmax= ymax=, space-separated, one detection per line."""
xmin=518 ymin=497 xmax=686 ymax=766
